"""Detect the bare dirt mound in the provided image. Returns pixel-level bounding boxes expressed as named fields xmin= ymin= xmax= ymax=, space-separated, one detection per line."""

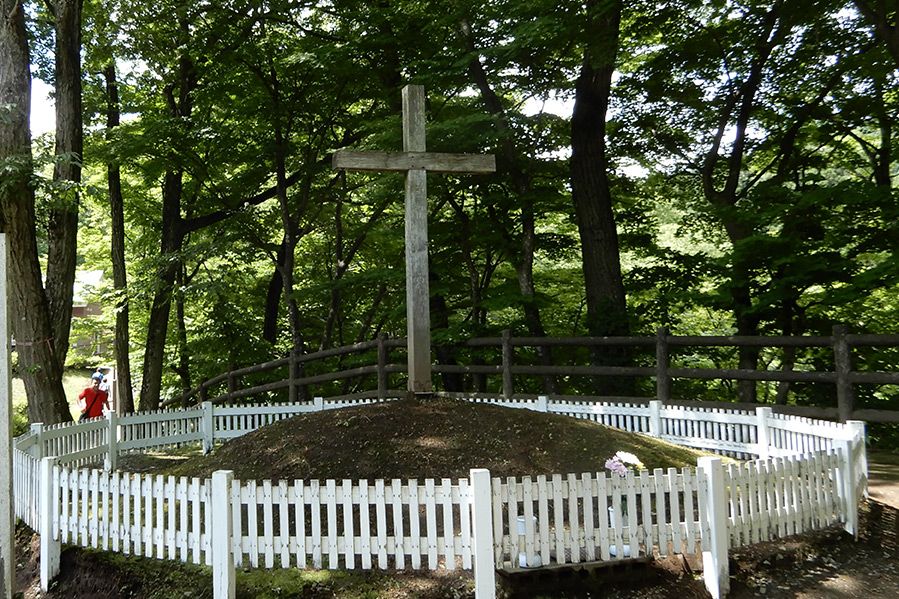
xmin=164 ymin=397 xmax=709 ymax=481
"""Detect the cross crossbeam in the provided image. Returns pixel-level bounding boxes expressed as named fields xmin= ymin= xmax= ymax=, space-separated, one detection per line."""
xmin=332 ymin=85 xmax=496 ymax=393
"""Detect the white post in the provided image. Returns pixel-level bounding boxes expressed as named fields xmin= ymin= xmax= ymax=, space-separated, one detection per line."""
xmin=847 ymin=420 xmax=868 ymax=498
xmin=536 ymin=395 xmax=548 ymax=413
xmin=648 ymin=400 xmax=662 ymax=438
xmin=105 ymin=410 xmax=118 ymax=471
xmin=39 ymin=456 xmax=60 ymax=591
xmin=314 ymin=396 xmax=324 ymax=412
xmin=0 ymin=235 xmax=12 ymax=599
xmin=202 ymin=401 xmax=214 ymax=454
xmin=29 ymin=422 xmax=44 ymax=459
xmin=835 ymin=438 xmax=858 ymax=537
xmin=211 ymin=470 xmax=235 ymax=598
xmin=470 ymin=468 xmax=495 ymax=599
xmin=697 ymin=457 xmax=729 ymax=599
xmin=755 ymin=407 xmax=772 ymax=459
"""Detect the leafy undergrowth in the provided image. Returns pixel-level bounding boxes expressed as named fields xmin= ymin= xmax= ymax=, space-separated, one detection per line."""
xmin=147 ymin=397 xmax=710 ymax=481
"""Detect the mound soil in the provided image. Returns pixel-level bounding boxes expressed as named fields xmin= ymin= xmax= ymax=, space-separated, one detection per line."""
xmin=162 ymin=398 xmax=709 ymax=481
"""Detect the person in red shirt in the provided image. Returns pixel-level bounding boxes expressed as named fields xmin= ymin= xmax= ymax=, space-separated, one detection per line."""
xmin=78 ymin=372 xmax=109 ymax=421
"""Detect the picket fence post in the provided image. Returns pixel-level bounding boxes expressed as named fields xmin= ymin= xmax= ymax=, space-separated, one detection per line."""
xmin=648 ymin=400 xmax=662 ymax=438
xmin=202 ymin=402 xmax=214 ymax=454
xmin=847 ymin=420 xmax=868 ymax=498
xmin=698 ymin=457 xmax=729 ymax=599
xmin=655 ymin=327 xmax=671 ymax=403
xmin=211 ymin=470 xmax=235 ymax=599
xmin=106 ymin=410 xmax=118 ymax=471
xmin=755 ymin=407 xmax=772 ymax=459
xmin=29 ymin=423 xmax=44 ymax=459
xmin=314 ymin=396 xmax=324 ymax=412
xmin=835 ymin=437 xmax=858 ymax=537
xmin=470 ymin=468 xmax=495 ymax=599
xmin=537 ymin=395 xmax=548 ymax=413
xmin=39 ymin=456 xmax=60 ymax=591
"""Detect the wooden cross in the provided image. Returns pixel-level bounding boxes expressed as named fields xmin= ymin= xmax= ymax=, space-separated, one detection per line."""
xmin=333 ymin=85 xmax=496 ymax=393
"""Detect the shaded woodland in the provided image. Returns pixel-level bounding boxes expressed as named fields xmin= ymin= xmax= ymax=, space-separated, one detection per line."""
xmin=1 ymin=0 xmax=897 ymax=424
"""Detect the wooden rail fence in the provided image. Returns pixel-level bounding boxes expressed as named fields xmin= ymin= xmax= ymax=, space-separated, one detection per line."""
xmin=167 ymin=327 xmax=899 ymax=423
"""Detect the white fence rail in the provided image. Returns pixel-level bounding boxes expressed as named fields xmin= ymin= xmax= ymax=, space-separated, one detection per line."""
xmin=13 ymin=396 xmax=867 ymax=599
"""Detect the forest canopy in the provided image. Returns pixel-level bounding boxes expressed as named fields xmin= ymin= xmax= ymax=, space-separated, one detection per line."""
xmin=1 ymin=0 xmax=897 ymax=422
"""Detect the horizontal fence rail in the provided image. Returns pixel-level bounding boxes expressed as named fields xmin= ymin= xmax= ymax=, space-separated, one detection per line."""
xmin=165 ymin=328 xmax=899 ymax=424
xmin=14 ymin=395 xmax=868 ymax=599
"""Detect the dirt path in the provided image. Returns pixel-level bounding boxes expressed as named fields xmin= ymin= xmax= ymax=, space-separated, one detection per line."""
xmin=868 ymin=451 xmax=899 ymax=509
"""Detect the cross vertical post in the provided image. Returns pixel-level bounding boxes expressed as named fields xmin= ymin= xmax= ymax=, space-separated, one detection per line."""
xmin=333 ymin=84 xmax=496 ymax=395
xmin=402 ymin=85 xmax=431 ymax=392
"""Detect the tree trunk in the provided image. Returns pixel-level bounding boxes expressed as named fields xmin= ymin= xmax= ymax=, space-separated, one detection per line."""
xmin=262 ymin=237 xmax=287 ymax=345
xmin=138 ymin=170 xmax=184 ymax=410
xmin=44 ymin=0 xmax=83 ymax=370
xmin=104 ymin=62 xmax=135 ymax=413
xmin=0 ymin=0 xmax=71 ymax=424
xmin=569 ymin=0 xmax=630 ymax=394
xmin=138 ymin=39 xmax=195 ymax=411
xmin=174 ymin=265 xmax=192 ymax=400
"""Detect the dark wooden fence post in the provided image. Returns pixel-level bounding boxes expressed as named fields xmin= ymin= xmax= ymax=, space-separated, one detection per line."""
xmin=656 ymin=326 xmax=671 ymax=403
xmin=502 ymin=329 xmax=513 ymax=399
xmin=377 ymin=333 xmax=388 ymax=399
xmin=289 ymin=351 xmax=298 ymax=403
xmin=833 ymin=325 xmax=854 ymax=422
xmin=227 ymin=372 xmax=237 ymax=403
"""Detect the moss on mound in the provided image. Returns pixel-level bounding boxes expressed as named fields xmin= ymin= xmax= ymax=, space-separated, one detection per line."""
xmin=163 ymin=398 xmax=710 ymax=481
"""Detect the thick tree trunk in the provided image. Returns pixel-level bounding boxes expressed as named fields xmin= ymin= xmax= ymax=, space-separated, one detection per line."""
xmin=44 ymin=0 xmax=83 ymax=370
xmin=104 ymin=62 xmax=135 ymax=413
xmin=138 ymin=171 xmax=184 ymax=410
xmin=570 ymin=0 xmax=630 ymax=395
xmin=262 ymin=237 xmax=287 ymax=345
xmin=0 ymin=0 xmax=71 ymax=424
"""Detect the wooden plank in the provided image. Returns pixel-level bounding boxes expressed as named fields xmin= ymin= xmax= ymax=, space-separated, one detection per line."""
xmin=597 ymin=473 xmax=610 ymax=561
xmin=247 ymin=481 xmax=259 ymax=567
xmin=441 ymin=478 xmax=455 ymax=570
xmin=492 ymin=478 xmax=511 ymax=568
xmin=523 ymin=476 xmax=538 ymax=565
xmin=507 ymin=477 xmax=520 ymax=566
xmin=459 ymin=479 xmax=472 ymax=569
xmin=537 ymin=475 xmax=550 ymax=567
xmin=409 ymin=480 xmax=421 ymax=569
xmin=80 ymin=469 xmax=89 ymax=547
xmin=121 ymin=473 xmax=131 ymax=554
xmin=89 ymin=469 xmax=99 ymax=548
xmin=567 ymin=473 xmax=581 ymax=563
xmin=654 ymin=469 xmax=668 ymax=555
xmin=295 ymin=480 xmax=307 ymax=568
xmin=669 ymin=468 xmax=683 ymax=554
xmin=278 ymin=480 xmax=290 ymax=568
xmin=155 ymin=474 xmax=165 ymax=559
xmin=190 ymin=477 xmax=201 ymax=565
xmin=342 ymin=479 xmax=354 ymax=569
xmin=332 ymin=151 xmax=497 ymax=174
xmin=552 ymin=474 xmax=565 ymax=564
xmin=360 ymin=479 xmax=373 ymax=570
xmin=638 ymin=469 xmax=652 ymax=554
xmin=610 ymin=473 xmax=625 ymax=560
xmin=682 ymin=467 xmax=696 ymax=554
xmin=425 ymin=479 xmax=437 ymax=569
xmin=111 ymin=471 xmax=120 ymax=553
xmin=263 ymin=480 xmax=274 ymax=568
xmin=166 ymin=476 xmax=176 ymax=559
xmin=625 ymin=470 xmax=639 ymax=554
xmin=132 ymin=473 xmax=142 ymax=557
xmin=391 ymin=479 xmax=404 ymax=569
xmin=311 ymin=480 xmax=322 ymax=568
xmin=375 ymin=478 xmax=387 ymax=570
xmin=326 ymin=479 xmax=338 ymax=569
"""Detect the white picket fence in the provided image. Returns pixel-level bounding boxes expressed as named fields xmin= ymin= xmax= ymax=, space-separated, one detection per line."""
xmin=13 ymin=396 xmax=867 ymax=599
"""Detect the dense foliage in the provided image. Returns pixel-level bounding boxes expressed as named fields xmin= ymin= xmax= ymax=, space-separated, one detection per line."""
xmin=6 ymin=0 xmax=898 ymax=417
